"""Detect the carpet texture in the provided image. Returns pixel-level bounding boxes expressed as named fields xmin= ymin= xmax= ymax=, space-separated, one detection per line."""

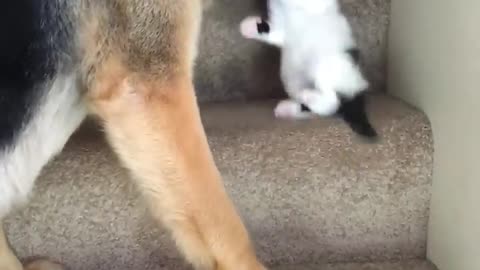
xmin=195 ymin=0 xmax=391 ymax=102
xmin=5 ymin=95 xmax=433 ymax=270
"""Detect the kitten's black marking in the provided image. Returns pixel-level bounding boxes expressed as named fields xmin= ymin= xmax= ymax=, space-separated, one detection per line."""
xmin=337 ymin=93 xmax=377 ymax=140
xmin=257 ymin=19 xmax=270 ymax=34
xmin=301 ymin=93 xmax=378 ymax=140
xmin=300 ymin=104 xmax=311 ymax=112
xmin=346 ymin=47 xmax=360 ymax=65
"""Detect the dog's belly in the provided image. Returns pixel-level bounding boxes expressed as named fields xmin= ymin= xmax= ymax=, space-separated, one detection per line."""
xmin=0 ymin=75 xmax=87 ymax=217
xmin=0 ymin=1 xmax=83 ymax=217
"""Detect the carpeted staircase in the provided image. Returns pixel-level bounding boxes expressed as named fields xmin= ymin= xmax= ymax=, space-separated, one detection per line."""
xmin=5 ymin=1 xmax=438 ymax=269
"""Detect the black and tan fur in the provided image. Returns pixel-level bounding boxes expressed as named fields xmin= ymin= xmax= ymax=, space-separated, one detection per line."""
xmin=0 ymin=1 xmax=266 ymax=270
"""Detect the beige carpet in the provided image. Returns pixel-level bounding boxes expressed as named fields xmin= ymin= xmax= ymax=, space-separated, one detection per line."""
xmin=5 ymin=95 xmax=433 ymax=270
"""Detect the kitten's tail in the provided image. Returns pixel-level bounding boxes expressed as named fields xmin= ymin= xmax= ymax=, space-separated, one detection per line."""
xmin=337 ymin=94 xmax=378 ymax=140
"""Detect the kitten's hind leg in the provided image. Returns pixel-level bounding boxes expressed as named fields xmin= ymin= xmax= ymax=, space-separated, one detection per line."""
xmin=274 ymin=99 xmax=315 ymax=119
xmin=299 ymin=89 xmax=340 ymax=116
xmin=240 ymin=16 xmax=284 ymax=47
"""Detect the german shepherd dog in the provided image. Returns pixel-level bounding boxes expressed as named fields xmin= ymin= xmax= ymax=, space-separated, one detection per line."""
xmin=0 ymin=1 xmax=266 ymax=270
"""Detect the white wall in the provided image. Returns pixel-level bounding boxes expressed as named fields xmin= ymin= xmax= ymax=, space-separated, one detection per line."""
xmin=388 ymin=1 xmax=480 ymax=269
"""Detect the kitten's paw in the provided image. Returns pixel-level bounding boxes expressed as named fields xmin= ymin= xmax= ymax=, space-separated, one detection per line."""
xmin=240 ymin=16 xmax=261 ymax=39
xmin=274 ymin=100 xmax=304 ymax=119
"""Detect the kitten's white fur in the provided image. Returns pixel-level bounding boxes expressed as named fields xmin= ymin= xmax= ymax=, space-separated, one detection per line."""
xmin=240 ymin=0 xmax=369 ymax=119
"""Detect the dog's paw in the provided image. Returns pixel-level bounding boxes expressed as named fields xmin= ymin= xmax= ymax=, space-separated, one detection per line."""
xmin=240 ymin=16 xmax=262 ymax=39
xmin=24 ymin=259 xmax=64 ymax=270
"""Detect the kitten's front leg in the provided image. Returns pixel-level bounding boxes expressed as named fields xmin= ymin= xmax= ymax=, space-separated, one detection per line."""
xmin=299 ymin=89 xmax=340 ymax=116
xmin=240 ymin=16 xmax=284 ymax=47
xmin=274 ymin=99 xmax=315 ymax=119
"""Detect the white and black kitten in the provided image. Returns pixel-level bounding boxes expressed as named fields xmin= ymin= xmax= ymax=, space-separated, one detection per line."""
xmin=240 ymin=0 xmax=377 ymax=138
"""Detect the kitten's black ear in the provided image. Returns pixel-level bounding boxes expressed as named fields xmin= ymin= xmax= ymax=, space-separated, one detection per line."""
xmin=257 ymin=19 xmax=270 ymax=34
xmin=337 ymin=94 xmax=379 ymax=141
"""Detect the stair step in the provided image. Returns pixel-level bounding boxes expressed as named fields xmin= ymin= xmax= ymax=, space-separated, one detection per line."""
xmin=202 ymin=94 xmax=433 ymax=264
xmin=5 ymin=94 xmax=433 ymax=269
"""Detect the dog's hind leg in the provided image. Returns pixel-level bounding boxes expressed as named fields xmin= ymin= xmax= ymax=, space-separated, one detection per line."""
xmin=87 ymin=58 xmax=265 ymax=270
xmin=82 ymin=0 xmax=266 ymax=268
